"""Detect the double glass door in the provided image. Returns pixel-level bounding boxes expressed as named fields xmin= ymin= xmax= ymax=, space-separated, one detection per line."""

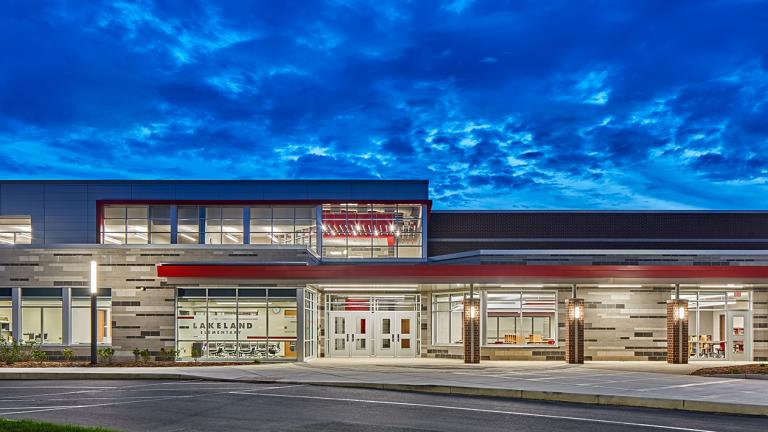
xmin=328 ymin=311 xmax=417 ymax=358
xmin=374 ymin=312 xmax=417 ymax=357
xmin=329 ymin=312 xmax=372 ymax=357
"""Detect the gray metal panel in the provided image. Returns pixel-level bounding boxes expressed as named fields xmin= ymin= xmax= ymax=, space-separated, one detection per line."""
xmin=87 ymin=184 xmax=133 ymax=201
xmin=174 ymin=182 xmax=223 ymax=200
xmin=130 ymin=183 xmax=176 ymax=200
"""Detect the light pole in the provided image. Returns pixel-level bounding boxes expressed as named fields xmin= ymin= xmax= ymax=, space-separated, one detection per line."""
xmin=90 ymin=260 xmax=98 ymax=365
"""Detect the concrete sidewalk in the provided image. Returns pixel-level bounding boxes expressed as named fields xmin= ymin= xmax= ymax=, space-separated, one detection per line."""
xmin=1 ymin=359 xmax=766 ymax=416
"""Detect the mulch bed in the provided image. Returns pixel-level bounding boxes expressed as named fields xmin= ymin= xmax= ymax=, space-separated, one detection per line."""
xmin=691 ymin=363 xmax=768 ymax=376
xmin=1 ymin=361 xmax=256 ymax=368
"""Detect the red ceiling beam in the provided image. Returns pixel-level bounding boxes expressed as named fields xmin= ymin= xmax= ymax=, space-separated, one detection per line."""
xmin=156 ymin=264 xmax=768 ymax=283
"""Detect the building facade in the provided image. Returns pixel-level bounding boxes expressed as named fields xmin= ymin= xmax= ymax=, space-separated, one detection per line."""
xmin=0 ymin=180 xmax=766 ymax=362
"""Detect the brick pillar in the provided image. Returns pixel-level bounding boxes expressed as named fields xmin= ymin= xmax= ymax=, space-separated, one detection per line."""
xmin=565 ymin=298 xmax=584 ymax=364
xmin=667 ymin=299 xmax=689 ymax=364
xmin=463 ymin=297 xmax=480 ymax=363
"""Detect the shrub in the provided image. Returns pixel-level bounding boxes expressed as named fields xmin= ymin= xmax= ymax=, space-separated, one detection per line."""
xmin=32 ymin=349 xmax=47 ymax=363
xmin=139 ymin=348 xmax=151 ymax=362
xmin=97 ymin=347 xmax=115 ymax=364
xmin=0 ymin=338 xmax=23 ymax=365
xmin=132 ymin=348 xmax=141 ymax=362
xmin=253 ymin=359 xmax=261 ymax=364
xmin=62 ymin=348 xmax=75 ymax=363
xmin=158 ymin=348 xmax=178 ymax=361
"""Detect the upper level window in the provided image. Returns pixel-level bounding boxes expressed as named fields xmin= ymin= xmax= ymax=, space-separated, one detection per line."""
xmin=177 ymin=206 xmax=200 ymax=244
xmin=0 ymin=216 xmax=32 ymax=245
xmin=102 ymin=206 xmax=170 ymax=244
xmin=321 ymin=204 xmax=422 ymax=259
xmin=204 ymin=207 xmax=244 ymax=244
xmin=250 ymin=206 xmax=317 ymax=250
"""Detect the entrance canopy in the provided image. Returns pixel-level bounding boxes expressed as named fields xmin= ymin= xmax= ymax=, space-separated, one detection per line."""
xmin=157 ymin=263 xmax=768 ymax=285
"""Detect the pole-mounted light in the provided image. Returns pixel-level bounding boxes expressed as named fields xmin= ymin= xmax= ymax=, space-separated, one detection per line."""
xmin=574 ymin=304 xmax=582 ymax=320
xmin=90 ymin=261 xmax=98 ymax=365
xmin=90 ymin=261 xmax=98 ymax=294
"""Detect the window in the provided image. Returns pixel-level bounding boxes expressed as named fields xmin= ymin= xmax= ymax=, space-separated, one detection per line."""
xmin=204 ymin=207 xmax=244 ymax=244
xmin=432 ymin=293 xmax=465 ymax=345
xmin=321 ymin=203 xmax=422 ymax=259
xmin=0 ymin=216 xmax=32 ymax=245
xmin=0 ymin=290 xmax=11 ymax=342
xmin=102 ymin=206 xmax=170 ymax=244
xmin=21 ymin=289 xmax=63 ymax=345
xmin=304 ymin=289 xmax=318 ymax=359
xmin=484 ymin=292 xmax=557 ymax=346
xmin=176 ymin=287 xmax=298 ymax=361
xmin=177 ymin=206 xmax=200 ymax=244
xmin=677 ymin=290 xmax=751 ymax=360
xmin=249 ymin=206 xmax=317 ymax=251
xmin=71 ymin=290 xmax=112 ymax=345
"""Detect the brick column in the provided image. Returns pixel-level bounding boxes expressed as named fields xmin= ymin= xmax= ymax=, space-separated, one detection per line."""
xmin=565 ymin=298 xmax=584 ymax=364
xmin=463 ymin=297 xmax=480 ymax=363
xmin=666 ymin=299 xmax=689 ymax=364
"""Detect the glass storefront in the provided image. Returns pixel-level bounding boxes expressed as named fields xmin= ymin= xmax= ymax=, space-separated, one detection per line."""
xmin=0 ymin=289 xmax=11 ymax=342
xmin=678 ymin=290 xmax=752 ymax=360
xmin=432 ymin=293 xmax=465 ymax=345
xmin=304 ymin=289 xmax=318 ymax=359
xmin=21 ymin=289 xmax=63 ymax=345
xmin=71 ymin=293 xmax=112 ymax=345
xmin=484 ymin=291 xmax=557 ymax=346
xmin=176 ymin=287 xmax=299 ymax=361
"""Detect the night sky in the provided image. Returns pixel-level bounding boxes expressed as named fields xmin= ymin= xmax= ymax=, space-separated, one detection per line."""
xmin=1 ymin=1 xmax=767 ymax=209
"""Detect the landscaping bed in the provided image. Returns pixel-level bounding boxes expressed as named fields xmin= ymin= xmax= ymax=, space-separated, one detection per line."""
xmin=691 ymin=363 xmax=768 ymax=376
xmin=0 ymin=361 xmax=256 ymax=368
xmin=0 ymin=419 xmax=117 ymax=432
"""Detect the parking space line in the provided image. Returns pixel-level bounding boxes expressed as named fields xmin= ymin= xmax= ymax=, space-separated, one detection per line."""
xmin=228 ymin=392 xmax=718 ymax=432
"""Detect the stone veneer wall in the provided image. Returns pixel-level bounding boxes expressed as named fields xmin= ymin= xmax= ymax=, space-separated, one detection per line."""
xmin=581 ymin=287 xmax=670 ymax=361
xmin=0 ymin=246 xmax=315 ymax=359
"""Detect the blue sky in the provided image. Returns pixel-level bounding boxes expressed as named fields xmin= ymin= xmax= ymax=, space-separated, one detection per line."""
xmin=1 ymin=1 xmax=767 ymax=209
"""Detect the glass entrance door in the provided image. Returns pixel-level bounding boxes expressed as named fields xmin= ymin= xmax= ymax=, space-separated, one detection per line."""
xmin=728 ymin=312 xmax=750 ymax=361
xmin=329 ymin=313 xmax=349 ymax=357
xmin=349 ymin=312 xmax=372 ymax=357
xmin=396 ymin=313 xmax=416 ymax=357
xmin=374 ymin=312 xmax=417 ymax=357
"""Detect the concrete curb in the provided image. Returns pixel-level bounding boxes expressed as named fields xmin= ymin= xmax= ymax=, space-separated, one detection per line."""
xmin=1 ymin=372 xmax=766 ymax=416
xmin=706 ymin=374 xmax=768 ymax=380
xmin=289 ymin=381 xmax=768 ymax=417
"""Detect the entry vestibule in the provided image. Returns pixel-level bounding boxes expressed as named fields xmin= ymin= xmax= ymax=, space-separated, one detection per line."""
xmin=677 ymin=290 xmax=752 ymax=361
xmin=325 ymin=294 xmax=420 ymax=358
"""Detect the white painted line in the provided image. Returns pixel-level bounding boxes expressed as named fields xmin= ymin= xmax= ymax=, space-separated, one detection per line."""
xmin=231 ymin=384 xmax=305 ymax=393
xmin=229 ymin=392 xmax=719 ymax=432
xmin=637 ymin=380 xmax=738 ymax=392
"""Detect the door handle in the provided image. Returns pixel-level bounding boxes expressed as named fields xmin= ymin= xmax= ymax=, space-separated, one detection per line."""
xmin=351 ymin=334 xmax=355 ymax=342
xmin=397 ymin=334 xmax=400 ymax=342
xmin=346 ymin=334 xmax=349 ymax=342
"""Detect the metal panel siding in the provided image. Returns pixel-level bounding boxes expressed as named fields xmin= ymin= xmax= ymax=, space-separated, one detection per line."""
xmin=173 ymin=183 xmax=223 ymax=200
xmin=129 ymin=184 xmax=176 ymax=199
xmin=87 ymin=185 xmax=132 ymax=201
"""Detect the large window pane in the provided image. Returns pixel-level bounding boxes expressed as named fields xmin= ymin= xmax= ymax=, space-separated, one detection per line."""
xmin=72 ymin=297 xmax=112 ymax=344
xmin=21 ymin=296 xmax=63 ymax=345
xmin=432 ymin=293 xmax=464 ymax=345
xmin=0 ymin=300 xmax=11 ymax=342
xmin=0 ymin=216 xmax=33 ymax=245
xmin=485 ymin=291 xmax=556 ymax=346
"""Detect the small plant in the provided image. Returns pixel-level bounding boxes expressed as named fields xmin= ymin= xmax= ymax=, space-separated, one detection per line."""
xmin=253 ymin=358 xmax=261 ymax=364
xmin=97 ymin=347 xmax=115 ymax=364
xmin=0 ymin=338 xmax=23 ymax=365
xmin=159 ymin=347 xmax=178 ymax=361
xmin=133 ymin=348 xmax=141 ymax=362
xmin=32 ymin=348 xmax=47 ymax=363
xmin=728 ymin=367 xmax=740 ymax=374
xmin=139 ymin=348 xmax=151 ymax=362
xmin=62 ymin=348 xmax=75 ymax=363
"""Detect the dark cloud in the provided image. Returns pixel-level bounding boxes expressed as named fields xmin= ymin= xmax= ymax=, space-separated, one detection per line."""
xmin=0 ymin=0 xmax=767 ymax=209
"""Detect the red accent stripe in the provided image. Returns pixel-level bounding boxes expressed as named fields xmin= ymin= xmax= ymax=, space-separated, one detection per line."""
xmin=156 ymin=264 xmax=768 ymax=282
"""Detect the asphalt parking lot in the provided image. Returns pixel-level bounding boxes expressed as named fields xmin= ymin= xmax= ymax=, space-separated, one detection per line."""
xmin=0 ymin=380 xmax=765 ymax=431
